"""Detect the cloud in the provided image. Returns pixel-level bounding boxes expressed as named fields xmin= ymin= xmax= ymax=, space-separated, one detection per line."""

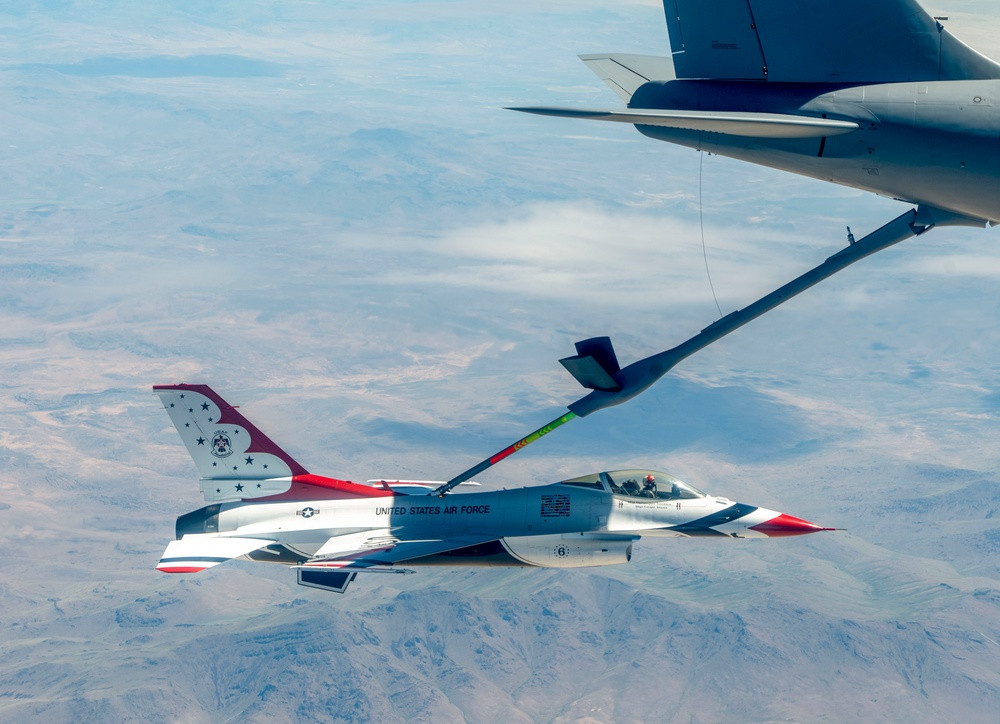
xmin=904 ymin=253 xmax=1000 ymax=279
xmin=10 ymin=55 xmax=288 ymax=78
xmin=365 ymin=202 xmax=816 ymax=310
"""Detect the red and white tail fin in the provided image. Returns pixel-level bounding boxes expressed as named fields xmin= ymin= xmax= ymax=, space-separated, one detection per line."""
xmin=154 ymin=384 xmax=394 ymax=503
xmin=154 ymin=384 xmax=309 ymax=502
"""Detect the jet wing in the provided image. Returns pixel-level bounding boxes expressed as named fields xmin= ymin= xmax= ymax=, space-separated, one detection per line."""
xmin=304 ymin=534 xmax=500 ymax=569
xmin=294 ymin=536 xmax=499 ymax=594
xmin=157 ymin=535 xmax=275 ymax=573
xmin=508 ymin=107 xmax=858 ymax=139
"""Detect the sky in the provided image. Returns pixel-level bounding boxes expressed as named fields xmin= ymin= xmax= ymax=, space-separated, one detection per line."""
xmin=1 ymin=1 xmax=999 ymax=721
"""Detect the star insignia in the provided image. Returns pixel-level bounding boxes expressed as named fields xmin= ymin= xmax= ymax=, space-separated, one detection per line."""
xmin=197 ymin=437 xmax=205 ymax=445
xmin=201 ymin=402 xmax=210 ymax=410
xmin=235 ymin=483 xmax=244 ymax=492
xmin=180 ymin=394 xmax=185 ymax=399
xmin=188 ymin=408 xmax=193 ymax=413
xmin=212 ymin=462 xmax=217 ymax=467
xmin=232 ymin=466 xmax=238 ymax=471
xmin=263 ymin=464 xmax=268 ymax=469
xmin=169 ymin=403 xmax=175 ymax=408
xmin=215 ymin=488 xmax=220 ymax=493
xmin=256 ymin=483 xmax=262 ymax=488
xmin=184 ymin=423 xmax=190 ymax=428
xmin=245 ymin=456 xmax=253 ymax=465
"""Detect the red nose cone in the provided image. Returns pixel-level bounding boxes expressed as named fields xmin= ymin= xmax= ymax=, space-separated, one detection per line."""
xmin=749 ymin=513 xmax=835 ymax=538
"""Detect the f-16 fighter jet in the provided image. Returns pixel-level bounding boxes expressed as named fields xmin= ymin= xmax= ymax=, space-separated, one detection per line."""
xmin=513 ymin=0 xmax=1000 ymax=229
xmin=154 ymin=384 xmax=830 ymax=594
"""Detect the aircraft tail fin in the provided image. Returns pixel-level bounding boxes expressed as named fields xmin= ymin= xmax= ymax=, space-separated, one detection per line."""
xmin=661 ymin=0 xmax=1000 ymax=83
xmin=579 ymin=54 xmax=675 ymax=101
xmin=154 ymin=384 xmax=309 ymax=483
xmin=155 ymin=384 xmax=396 ymax=503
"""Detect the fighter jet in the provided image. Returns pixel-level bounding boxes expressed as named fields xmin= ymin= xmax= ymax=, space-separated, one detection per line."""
xmin=154 ymin=384 xmax=831 ymax=594
xmin=512 ymin=0 xmax=1000 ymax=226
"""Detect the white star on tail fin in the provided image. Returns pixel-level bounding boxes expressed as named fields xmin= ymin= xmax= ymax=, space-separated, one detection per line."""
xmin=154 ymin=384 xmax=309 ymax=502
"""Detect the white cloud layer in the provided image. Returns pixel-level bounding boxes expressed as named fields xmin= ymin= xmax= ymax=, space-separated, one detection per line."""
xmin=365 ymin=202 xmax=821 ymax=311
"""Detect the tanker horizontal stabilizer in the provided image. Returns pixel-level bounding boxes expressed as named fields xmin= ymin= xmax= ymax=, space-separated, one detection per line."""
xmin=508 ymin=107 xmax=858 ymax=139
xmin=578 ymin=53 xmax=675 ymax=101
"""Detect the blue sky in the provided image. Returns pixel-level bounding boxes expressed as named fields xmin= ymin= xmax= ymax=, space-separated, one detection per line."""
xmin=1 ymin=1 xmax=999 ymax=720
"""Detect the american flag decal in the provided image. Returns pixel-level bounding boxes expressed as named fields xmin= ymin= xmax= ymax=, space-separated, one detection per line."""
xmin=540 ymin=494 xmax=570 ymax=518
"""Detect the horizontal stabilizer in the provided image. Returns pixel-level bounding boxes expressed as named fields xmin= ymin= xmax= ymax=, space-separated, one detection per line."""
xmin=509 ymin=107 xmax=859 ymax=139
xmin=579 ymin=53 xmax=675 ymax=101
xmin=157 ymin=535 xmax=274 ymax=573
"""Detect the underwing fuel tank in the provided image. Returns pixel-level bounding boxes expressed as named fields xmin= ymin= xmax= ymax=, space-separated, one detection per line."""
xmin=500 ymin=533 xmax=634 ymax=567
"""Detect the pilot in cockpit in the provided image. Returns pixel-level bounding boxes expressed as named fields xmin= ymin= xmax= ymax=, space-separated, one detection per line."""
xmin=642 ymin=474 xmax=657 ymax=498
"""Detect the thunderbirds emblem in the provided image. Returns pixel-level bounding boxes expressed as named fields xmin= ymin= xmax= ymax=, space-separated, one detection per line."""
xmin=210 ymin=431 xmax=233 ymax=458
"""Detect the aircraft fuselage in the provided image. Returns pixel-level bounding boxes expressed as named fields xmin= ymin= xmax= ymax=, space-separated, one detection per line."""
xmin=631 ymin=79 xmax=1000 ymax=222
xmin=174 ymin=475 xmax=825 ymax=570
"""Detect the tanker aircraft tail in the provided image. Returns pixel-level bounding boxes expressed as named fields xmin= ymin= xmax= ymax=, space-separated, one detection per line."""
xmin=512 ymin=0 xmax=1000 ymax=222
xmin=578 ymin=0 xmax=1000 ymax=96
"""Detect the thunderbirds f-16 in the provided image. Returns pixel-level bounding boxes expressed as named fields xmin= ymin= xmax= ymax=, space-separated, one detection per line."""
xmin=513 ymin=0 xmax=1000 ymax=233
xmin=154 ymin=383 xmax=832 ymax=594
xmin=157 ymin=0 xmax=1000 ymax=594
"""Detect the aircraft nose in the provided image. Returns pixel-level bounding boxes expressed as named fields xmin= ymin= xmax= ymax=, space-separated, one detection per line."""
xmin=749 ymin=512 xmax=835 ymax=538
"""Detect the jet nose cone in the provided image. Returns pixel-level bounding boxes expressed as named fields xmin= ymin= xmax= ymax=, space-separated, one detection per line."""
xmin=749 ymin=513 xmax=835 ymax=538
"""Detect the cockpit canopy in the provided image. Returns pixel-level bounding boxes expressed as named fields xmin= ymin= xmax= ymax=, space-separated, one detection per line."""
xmin=559 ymin=469 xmax=706 ymax=500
